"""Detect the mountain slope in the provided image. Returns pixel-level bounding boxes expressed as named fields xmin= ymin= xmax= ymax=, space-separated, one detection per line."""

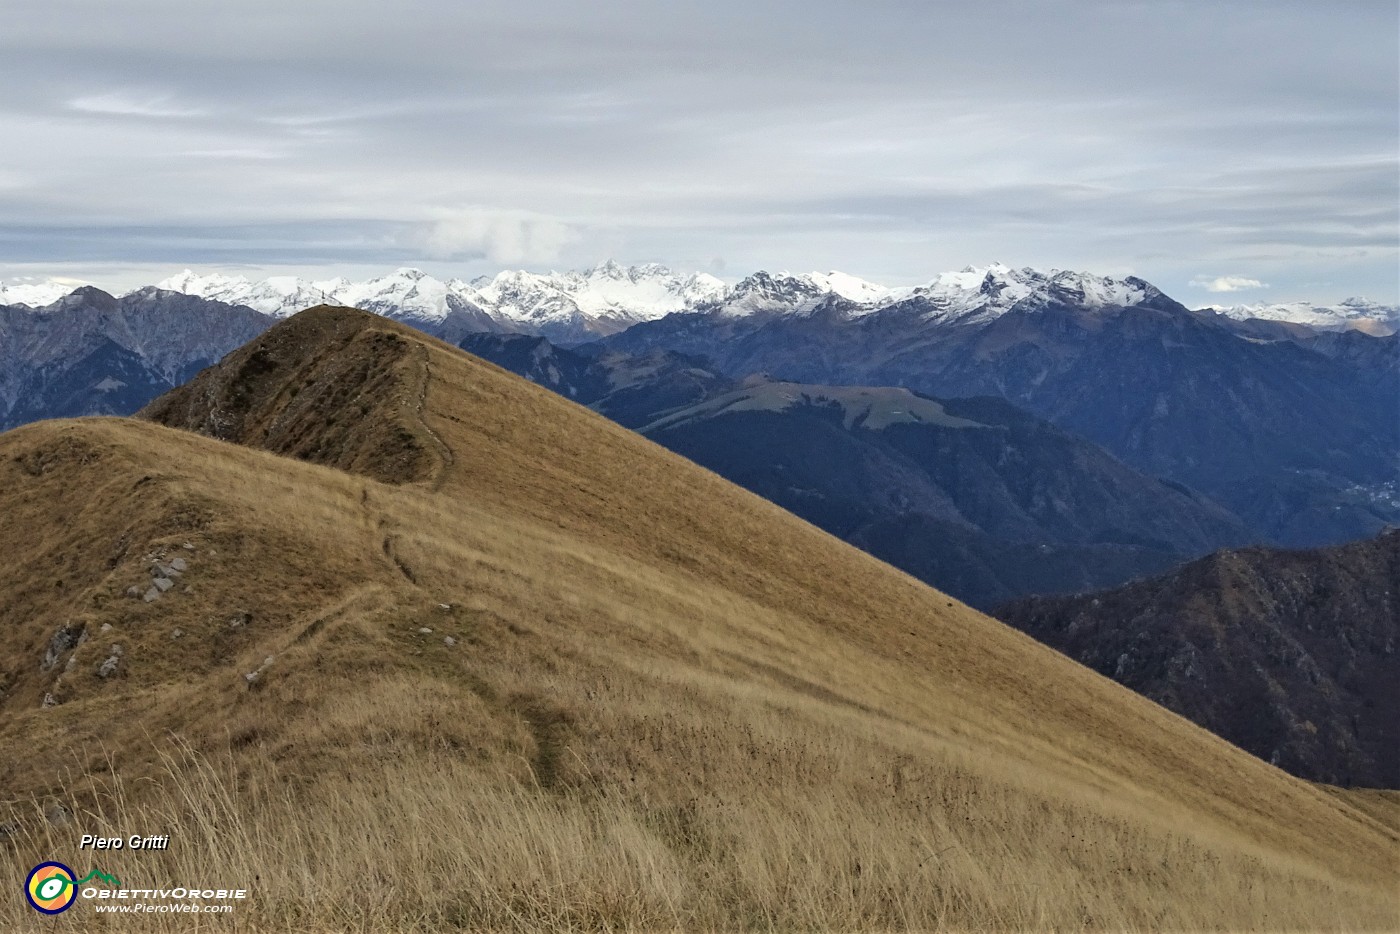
xmin=458 ymin=335 xmax=1249 ymax=606
xmin=639 ymin=383 xmax=1248 ymax=607
xmin=2 ymin=336 xmax=174 ymax=426
xmin=0 ymin=286 xmax=273 ymax=430
xmin=458 ymin=332 xmax=731 ymax=428
xmin=600 ymin=279 xmax=1400 ymax=547
xmin=996 ymin=532 xmax=1400 ymax=788
xmin=0 ymin=306 xmax=1394 ymax=930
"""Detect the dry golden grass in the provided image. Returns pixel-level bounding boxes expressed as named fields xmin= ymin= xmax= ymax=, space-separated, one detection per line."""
xmin=0 ymin=307 xmax=1396 ymax=931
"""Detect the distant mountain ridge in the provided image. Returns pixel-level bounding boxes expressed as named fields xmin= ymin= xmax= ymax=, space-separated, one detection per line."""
xmin=996 ymin=531 xmax=1400 ymax=788
xmin=5 ymin=263 xmax=1394 ymax=554
xmin=10 ymin=261 xmax=1392 ymax=339
xmin=1204 ymin=297 xmax=1399 ymax=336
xmin=458 ymin=333 xmax=730 ymax=429
xmin=145 ymin=262 xmax=1200 ymax=335
xmin=0 ymin=287 xmax=272 ymax=430
xmin=151 ymin=262 xmax=727 ymax=343
xmin=642 ymin=383 xmax=1250 ymax=608
xmin=598 ymin=289 xmax=1400 ymax=548
xmin=0 ymin=277 xmax=79 ymax=308
xmin=3 ymin=269 xmax=1395 ymax=552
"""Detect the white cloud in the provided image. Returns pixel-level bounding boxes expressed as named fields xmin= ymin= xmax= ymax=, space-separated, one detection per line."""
xmin=68 ymin=92 xmax=204 ymax=118
xmin=421 ymin=209 xmax=577 ymax=265
xmin=1190 ymin=275 xmax=1269 ymax=293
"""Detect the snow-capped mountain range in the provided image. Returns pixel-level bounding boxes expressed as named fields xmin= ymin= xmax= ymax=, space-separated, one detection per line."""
xmin=1204 ymin=297 xmax=1400 ymax=336
xmin=3 ymin=262 xmax=1177 ymax=328
xmin=156 ymin=261 xmax=730 ymax=333
xmin=4 ymin=262 xmax=1395 ymax=339
xmin=894 ymin=264 xmax=1162 ymax=324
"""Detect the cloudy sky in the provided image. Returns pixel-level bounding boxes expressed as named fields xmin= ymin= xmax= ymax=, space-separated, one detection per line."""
xmin=1 ymin=0 xmax=1395 ymax=303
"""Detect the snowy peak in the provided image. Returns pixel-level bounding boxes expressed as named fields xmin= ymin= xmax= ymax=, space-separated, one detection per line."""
xmin=1038 ymin=268 xmax=1157 ymax=310
xmin=567 ymin=262 xmax=725 ymax=318
xmin=1204 ymin=297 xmax=1400 ymax=335
xmin=586 ymin=259 xmax=630 ymax=281
xmin=0 ymin=277 xmax=84 ymax=308
xmin=473 ymin=270 xmax=583 ymax=326
xmin=804 ymin=271 xmax=894 ymax=305
xmin=679 ymin=271 xmax=727 ymax=296
xmin=336 ymin=269 xmax=465 ymax=323
xmin=155 ymin=268 xmax=473 ymax=322
xmin=905 ymin=264 xmax=1158 ymax=323
xmin=156 ymin=269 xmax=342 ymax=318
xmin=472 ymin=262 xmax=727 ymax=328
xmin=713 ymin=271 xmax=828 ymax=317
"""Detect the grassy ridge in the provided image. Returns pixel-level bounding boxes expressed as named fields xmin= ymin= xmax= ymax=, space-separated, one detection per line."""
xmin=0 ymin=307 xmax=1395 ymax=930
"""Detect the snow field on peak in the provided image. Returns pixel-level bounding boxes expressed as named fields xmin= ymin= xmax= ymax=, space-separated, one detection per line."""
xmin=154 ymin=270 xmax=336 ymax=317
xmin=803 ymin=271 xmax=896 ymax=305
xmin=901 ymin=265 xmax=1154 ymax=323
xmin=1204 ymin=298 xmax=1399 ymax=334
xmin=0 ymin=278 xmax=87 ymax=308
xmin=473 ymin=263 xmax=728 ymax=324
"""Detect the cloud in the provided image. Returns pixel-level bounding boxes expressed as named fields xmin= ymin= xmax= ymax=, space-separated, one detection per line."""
xmin=1 ymin=0 xmax=1394 ymax=301
xmin=68 ymin=92 xmax=205 ymax=118
xmin=421 ymin=209 xmax=577 ymax=265
xmin=1190 ymin=275 xmax=1270 ymax=293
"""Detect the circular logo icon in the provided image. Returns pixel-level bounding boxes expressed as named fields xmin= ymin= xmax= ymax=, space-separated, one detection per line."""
xmin=25 ymin=862 xmax=77 ymax=914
